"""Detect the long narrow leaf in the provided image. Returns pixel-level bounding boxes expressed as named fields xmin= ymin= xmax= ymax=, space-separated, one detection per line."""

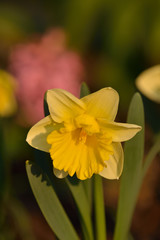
xmin=114 ymin=93 xmax=144 ymax=240
xmin=80 ymin=82 xmax=90 ymax=98
xmin=26 ymin=160 xmax=79 ymax=240
xmin=82 ymin=179 xmax=93 ymax=209
xmin=65 ymin=177 xmax=94 ymax=240
xmin=80 ymin=83 xmax=93 ymax=207
xmin=142 ymin=135 xmax=160 ymax=177
xmin=62 ymin=82 xmax=93 ymax=240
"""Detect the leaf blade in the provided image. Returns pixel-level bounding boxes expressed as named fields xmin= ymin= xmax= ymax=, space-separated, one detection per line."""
xmin=65 ymin=177 xmax=94 ymax=240
xmin=26 ymin=160 xmax=79 ymax=240
xmin=114 ymin=93 xmax=144 ymax=240
xmin=80 ymin=82 xmax=90 ymax=98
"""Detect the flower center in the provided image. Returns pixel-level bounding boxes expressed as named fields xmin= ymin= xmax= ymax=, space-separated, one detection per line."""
xmin=59 ymin=114 xmax=100 ymax=144
xmin=79 ymin=128 xmax=87 ymax=144
xmin=75 ymin=114 xmax=100 ymax=135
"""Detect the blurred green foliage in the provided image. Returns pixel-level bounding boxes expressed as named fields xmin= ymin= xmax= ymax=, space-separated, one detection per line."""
xmin=1 ymin=0 xmax=160 ymax=109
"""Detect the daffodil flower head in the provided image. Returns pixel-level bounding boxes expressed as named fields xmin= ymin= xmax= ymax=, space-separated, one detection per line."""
xmin=136 ymin=65 xmax=160 ymax=104
xmin=0 ymin=70 xmax=17 ymax=117
xmin=26 ymin=88 xmax=141 ymax=180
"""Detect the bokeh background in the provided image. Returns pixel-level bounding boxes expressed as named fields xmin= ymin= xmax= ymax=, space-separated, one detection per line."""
xmin=0 ymin=0 xmax=160 ymax=239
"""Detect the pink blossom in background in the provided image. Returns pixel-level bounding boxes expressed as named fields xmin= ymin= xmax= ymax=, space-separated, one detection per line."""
xmin=9 ymin=29 xmax=84 ymax=126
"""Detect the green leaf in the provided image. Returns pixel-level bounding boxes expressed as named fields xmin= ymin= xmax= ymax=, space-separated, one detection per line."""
xmin=57 ymin=82 xmax=93 ymax=240
xmin=65 ymin=177 xmax=94 ymax=240
xmin=82 ymin=178 xmax=93 ymax=210
xmin=114 ymin=93 xmax=144 ymax=240
xmin=43 ymin=91 xmax=49 ymax=117
xmin=80 ymin=82 xmax=90 ymax=98
xmin=26 ymin=160 xmax=79 ymax=240
xmin=80 ymin=82 xmax=93 ymax=209
xmin=142 ymin=134 xmax=160 ymax=178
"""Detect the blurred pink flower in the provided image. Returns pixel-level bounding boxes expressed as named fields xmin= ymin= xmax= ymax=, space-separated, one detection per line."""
xmin=9 ymin=29 xmax=84 ymax=126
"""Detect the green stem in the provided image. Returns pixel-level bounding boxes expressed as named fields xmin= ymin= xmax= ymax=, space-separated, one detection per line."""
xmin=94 ymin=175 xmax=107 ymax=240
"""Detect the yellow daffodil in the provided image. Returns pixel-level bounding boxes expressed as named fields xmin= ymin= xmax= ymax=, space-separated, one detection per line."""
xmin=26 ymin=88 xmax=141 ymax=180
xmin=136 ymin=65 xmax=160 ymax=104
xmin=0 ymin=70 xmax=17 ymax=117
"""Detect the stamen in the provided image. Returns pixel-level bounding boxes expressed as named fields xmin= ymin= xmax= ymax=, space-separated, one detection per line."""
xmin=79 ymin=129 xmax=87 ymax=144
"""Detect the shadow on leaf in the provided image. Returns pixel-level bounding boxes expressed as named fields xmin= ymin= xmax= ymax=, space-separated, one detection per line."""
xmin=26 ymin=160 xmax=51 ymax=186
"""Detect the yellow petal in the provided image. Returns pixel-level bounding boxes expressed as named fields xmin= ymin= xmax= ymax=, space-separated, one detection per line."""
xmin=26 ymin=115 xmax=61 ymax=152
xmin=99 ymin=142 xmax=124 ymax=179
xmin=46 ymin=88 xmax=86 ymax=123
xmin=81 ymin=88 xmax=119 ymax=121
xmin=53 ymin=168 xmax=68 ymax=178
xmin=47 ymin=129 xmax=106 ymax=180
xmin=98 ymin=119 xmax=141 ymax=142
